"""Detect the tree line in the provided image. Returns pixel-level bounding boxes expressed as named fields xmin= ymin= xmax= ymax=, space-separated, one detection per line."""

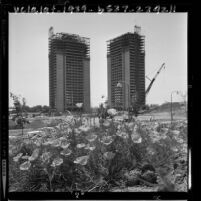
xmin=10 ymin=93 xmax=50 ymax=114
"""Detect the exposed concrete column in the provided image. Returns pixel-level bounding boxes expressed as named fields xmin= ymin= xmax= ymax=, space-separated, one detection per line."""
xmin=107 ymin=56 xmax=112 ymax=107
xmin=122 ymin=48 xmax=130 ymax=109
xmin=56 ymin=54 xmax=64 ymax=112
xmin=83 ymin=59 xmax=91 ymax=112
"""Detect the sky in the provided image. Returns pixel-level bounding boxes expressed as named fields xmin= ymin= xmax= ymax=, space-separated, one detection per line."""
xmin=9 ymin=13 xmax=187 ymax=107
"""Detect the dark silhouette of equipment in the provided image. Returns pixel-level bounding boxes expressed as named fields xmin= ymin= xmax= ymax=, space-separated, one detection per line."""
xmin=145 ymin=63 xmax=165 ymax=96
xmin=133 ymin=63 xmax=165 ymax=116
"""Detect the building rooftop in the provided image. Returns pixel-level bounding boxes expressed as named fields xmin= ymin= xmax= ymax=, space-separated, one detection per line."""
xmin=49 ymin=32 xmax=90 ymax=45
xmin=107 ymin=26 xmax=144 ymax=44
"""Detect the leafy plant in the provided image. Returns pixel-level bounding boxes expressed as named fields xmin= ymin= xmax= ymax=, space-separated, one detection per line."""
xmin=9 ymin=114 xmax=187 ymax=192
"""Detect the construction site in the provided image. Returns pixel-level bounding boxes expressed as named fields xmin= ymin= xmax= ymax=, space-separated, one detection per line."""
xmin=48 ymin=27 xmax=90 ymax=112
xmin=48 ymin=25 xmax=166 ymax=117
xmin=8 ymin=16 xmax=188 ymax=194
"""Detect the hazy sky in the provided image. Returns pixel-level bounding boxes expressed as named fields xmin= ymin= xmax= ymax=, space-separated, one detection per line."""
xmin=9 ymin=13 xmax=187 ymax=107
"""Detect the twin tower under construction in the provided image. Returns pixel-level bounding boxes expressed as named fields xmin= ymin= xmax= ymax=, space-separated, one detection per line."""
xmin=49 ymin=26 xmax=145 ymax=112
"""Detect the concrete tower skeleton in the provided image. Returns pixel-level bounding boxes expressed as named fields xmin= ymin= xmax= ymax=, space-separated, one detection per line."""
xmin=48 ymin=27 xmax=90 ymax=112
xmin=107 ymin=26 xmax=145 ymax=110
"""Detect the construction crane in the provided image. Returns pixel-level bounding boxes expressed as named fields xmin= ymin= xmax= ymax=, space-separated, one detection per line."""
xmin=132 ymin=63 xmax=165 ymax=116
xmin=145 ymin=63 xmax=165 ymax=96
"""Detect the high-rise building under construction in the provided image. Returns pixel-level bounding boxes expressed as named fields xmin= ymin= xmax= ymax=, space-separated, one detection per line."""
xmin=107 ymin=26 xmax=145 ymax=110
xmin=48 ymin=27 xmax=90 ymax=112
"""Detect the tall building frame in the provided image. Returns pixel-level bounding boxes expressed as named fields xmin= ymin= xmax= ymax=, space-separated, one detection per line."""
xmin=49 ymin=28 xmax=90 ymax=112
xmin=107 ymin=26 xmax=145 ymax=110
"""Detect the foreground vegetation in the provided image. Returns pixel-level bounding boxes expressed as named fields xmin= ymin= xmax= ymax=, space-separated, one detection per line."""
xmin=9 ymin=112 xmax=187 ymax=192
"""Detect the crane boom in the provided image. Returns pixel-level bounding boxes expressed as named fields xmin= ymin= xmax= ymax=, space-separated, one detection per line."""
xmin=145 ymin=63 xmax=165 ymax=96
